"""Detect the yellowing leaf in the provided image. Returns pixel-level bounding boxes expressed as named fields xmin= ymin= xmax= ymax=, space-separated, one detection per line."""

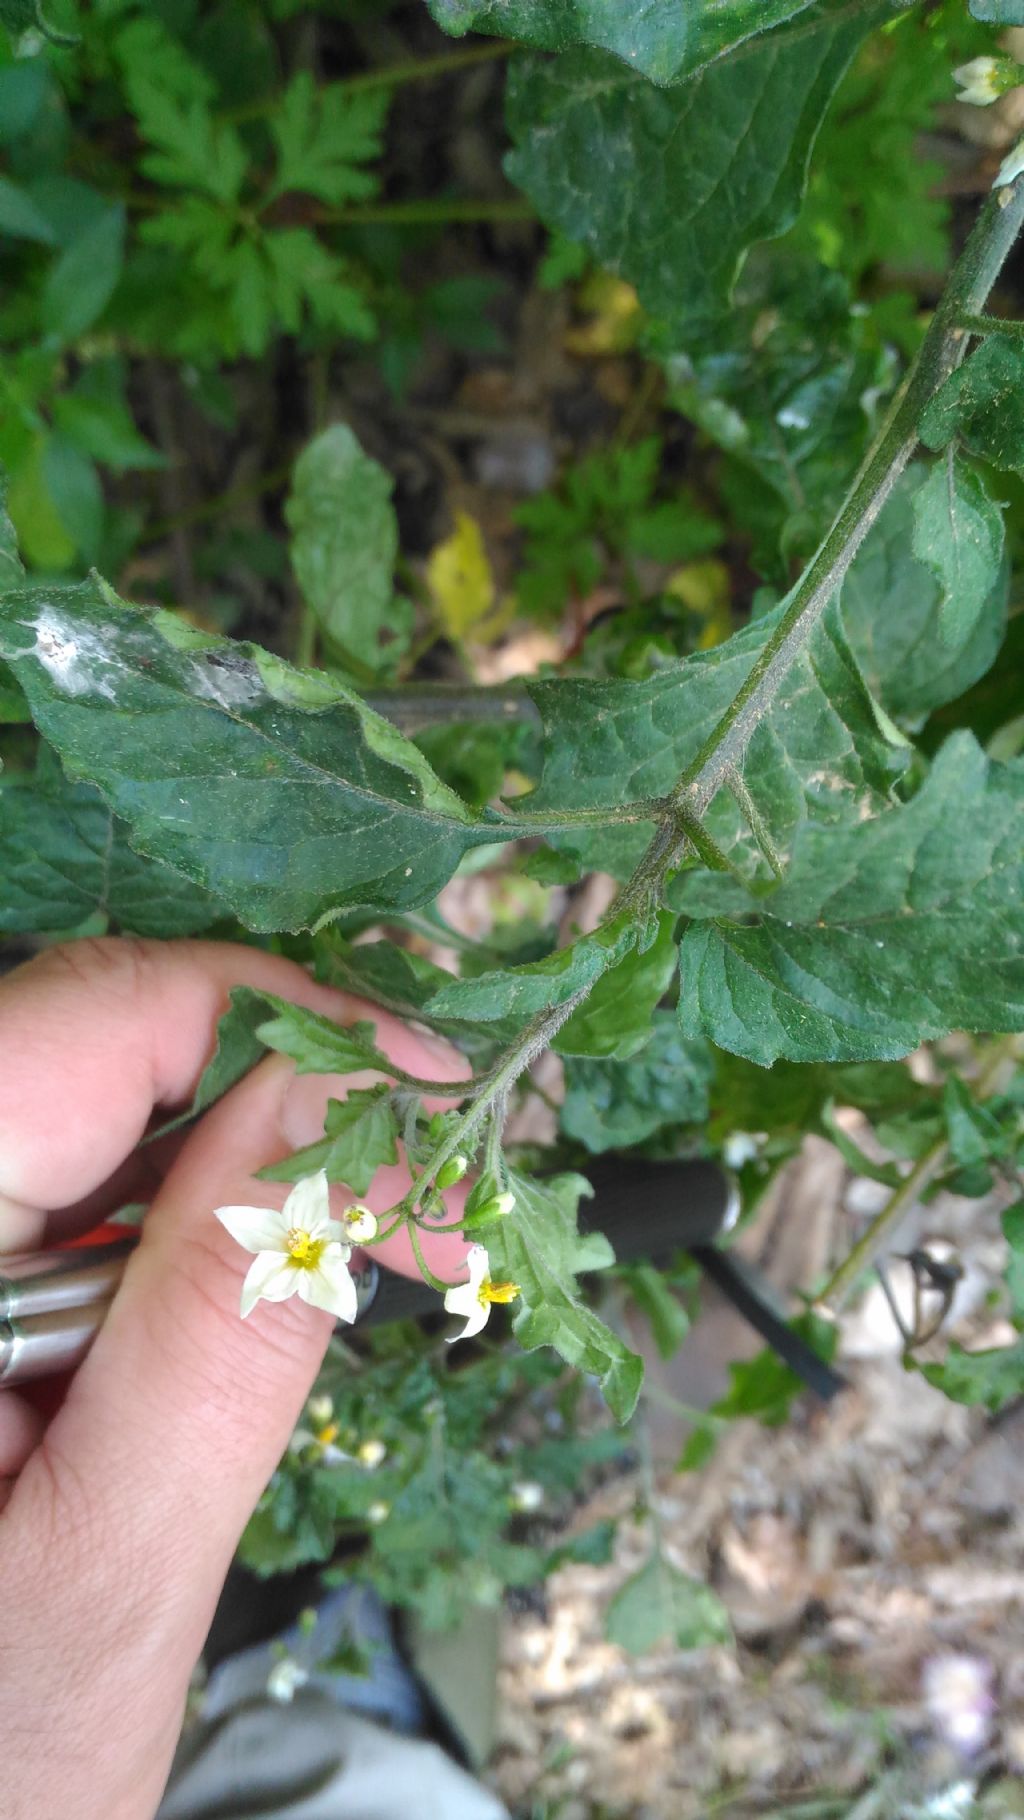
xmin=665 ymin=559 xmax=732 ymax=648
xmin=564 ymin=273 xmax=641 ymax=356
xmin=427 ymin=511 xmax=496 ymax=639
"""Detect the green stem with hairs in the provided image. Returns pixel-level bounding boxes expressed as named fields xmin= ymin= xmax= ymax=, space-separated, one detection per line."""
xmin=816 ymin=1035 xmax=1021 ymax=1312
xmin=623 ymin=170 xmax=1024 ymax=904
xmin=375 ymin=175 xmax=1024 ymax=1293
xmin=221 ymin=40 xmax=514 ymax=124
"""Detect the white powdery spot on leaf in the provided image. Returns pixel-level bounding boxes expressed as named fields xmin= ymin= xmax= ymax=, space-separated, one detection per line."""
xmin=24 ymin=605 xmax=121 ymax=702
xmin=187 ymin=653 xmax=265 ymax=710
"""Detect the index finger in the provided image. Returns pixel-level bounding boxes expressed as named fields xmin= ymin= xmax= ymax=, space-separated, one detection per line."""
xmin=0 ymin=936 xmax=466 ymax=1245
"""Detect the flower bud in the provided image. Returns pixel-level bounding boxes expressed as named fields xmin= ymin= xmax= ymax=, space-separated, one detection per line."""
xmin=367 ymin=1500 xmax=390 ymax=1526
xmin=463 ymin=1191 xmax=514 ymax=1230
xmin=436 ymin=1154 xmax=469 ymax=1190
xmin=954 ymin=55 xmax=1016 ymax=107
xmin=267 ymin=1657 xmax=309 ymax=1704
xmin=307 ymin=1394 xmax=334 ymax=1427
xmin=510 ymin=1481 xmax=544 ymax=1513
xmin=357 ymin=1438 xmax=387 ymax=1469
xmin=342 ymin=1203 xmax=378 ymax=1244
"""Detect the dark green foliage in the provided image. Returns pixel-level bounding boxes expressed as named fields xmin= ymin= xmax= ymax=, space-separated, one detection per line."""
xmin=505 ymin=6 xmax=885 ymax=338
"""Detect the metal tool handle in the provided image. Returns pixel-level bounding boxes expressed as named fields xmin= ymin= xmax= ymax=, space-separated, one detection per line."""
xmin=0 ymin=1238 xmax=136 ymax=1321
xmin=0 ymin=1301 xmax=114 ymax=1383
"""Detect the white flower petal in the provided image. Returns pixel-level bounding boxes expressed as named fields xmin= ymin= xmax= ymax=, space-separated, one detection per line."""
xmin=240 ymin=1251 xmax=298 ymax=1317
xmin=216 ymin=1203 xmax=289 ymax=1255
xmin=444 ymin=1281 xmax=480 ymax=1320
xmin=282 ymin=1170 xmax=332 ymax=1236
xmin=447 ymin=1300 xmax=490 ymax=1342
xmin=297 ymin=1246 xmax=358 ymax=1323
xmin=996 ymin=138 xmax=1024 ymax=188
xmin=465 ymin=1244 xmax=491 ymax=1288
xmin=444 ymin=1279 xmax=490 ymax=1342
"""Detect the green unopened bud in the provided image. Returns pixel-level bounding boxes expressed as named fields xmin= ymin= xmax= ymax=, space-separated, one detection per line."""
xmin=436 ymin=1154 xmax=468 ymax=1190
xmin=463 ymin=1190 xmax=515 ymax=1230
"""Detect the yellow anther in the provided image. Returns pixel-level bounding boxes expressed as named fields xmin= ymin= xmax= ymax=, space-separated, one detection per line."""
xmin=287 ymin=1227 xmax=326 ymax=1268
xmin=480 ymin=1278 xmax=519 ymax=1307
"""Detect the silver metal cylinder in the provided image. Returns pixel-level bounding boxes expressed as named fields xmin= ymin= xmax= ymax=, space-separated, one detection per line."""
xmin=0 ymin=1300 xmax=113 ymax=1383
xmin=0 ymin=1238 xmax=136 ymax=1321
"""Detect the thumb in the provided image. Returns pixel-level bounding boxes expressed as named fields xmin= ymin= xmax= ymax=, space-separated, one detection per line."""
xmin=3 ymin=1057 xmax=341 ymax=1815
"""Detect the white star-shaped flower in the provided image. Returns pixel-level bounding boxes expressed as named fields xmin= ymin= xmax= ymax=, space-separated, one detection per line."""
xmin=215 ymin=1171 xmax=357 ymax=1323
xmin=443 ymin=1243 xmax=520 ymax=1342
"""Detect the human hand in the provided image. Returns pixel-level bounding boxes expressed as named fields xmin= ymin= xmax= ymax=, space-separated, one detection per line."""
xmin=0 ymin=937 xmax=470 ymax=1820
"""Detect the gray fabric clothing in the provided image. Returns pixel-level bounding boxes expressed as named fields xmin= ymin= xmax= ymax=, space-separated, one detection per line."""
xmin=158 ymin=1694 xmax=510 ymax=1820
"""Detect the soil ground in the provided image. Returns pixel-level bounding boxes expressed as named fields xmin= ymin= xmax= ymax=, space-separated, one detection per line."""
xmin=484 ymin=1143 xmax=1024 ymax=1820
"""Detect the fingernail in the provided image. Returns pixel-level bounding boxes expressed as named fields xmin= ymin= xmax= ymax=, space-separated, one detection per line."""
xmin=0 ymin=1194 xmax=46 ymax=1253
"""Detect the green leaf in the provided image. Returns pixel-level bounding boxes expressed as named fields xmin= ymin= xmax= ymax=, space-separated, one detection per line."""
xmin=0 ymin=0 xmax=76 ymax=44
xmin=428 ymin=0 xmax=816 ymax=84
xmin=42 ymin=437 xmax=102 ymax=565
xmin=41 ymin=206 xmax=125 ymax=344
xmin=553 ymin=912 xmax=677 ymax=1058
xmin=315 ymin=935 xmax=518 ymax=1062
xmin=920 ymin=1339 xmax=1024 ymax=1414
xmin=1003 ymin=1200 xmax=1024 ymax=1324
xmin=562 ymin=1013 xmax=712 ymax=1153
xmin=676 ymin=734 xmax=1024 ymax=1065
xmin=252 ymin=999 xmax=386 ymax=1078
xmin=133 ymin=84 xmax=247 ymax=203
xmin=152 ymin=987 xmax=275 ymax=1141
xmin=425 ymin=917 xmax=637 ymax=1023
xmin=286 ymin=426 xmax=398 ymax=671
xmin=0 ymin=63 xmax=49 ymax=144
xmin=0 ymin=757 xmax=222 ymax=937
xmin=620 ymin=1261 xmax=689 ymax=1360
xmin=527 ymin=598 xmax=904 ymax=883
xmin=818 ymin=1101 xmax=901 ymax=1187
xmin=488 ymin=1171 xmax=644 ymax=1422
xmin=910 ymin=458 xmax=1004 ymax=649
xmin=942 ymin=1075 xmax=1005 ymax=1176
xmin=51 ymin=391 xmax=164 ymax=473
xmin=605 ymin=1554 xmax=731 ymax=1654
xmin=505 ymin=5 xmax=884 ymax=338
xmin=0 ymin=175 xmax=58 ymax=243
xmin=711 ymin=1313 xmax=836 ymax=1423
xmin=544 ymin=1519 xmax=617 ymax=1574
xmin=260 ymin=1085 xmax=399 ymax=1195
xmin=0 ymin=474 xmax=24 ymax=592
xmin=0 ymin=581 xmax=497 ymax=932
xmin=920 ymin=334 xmax=1024 ymax=478
xmin=270 ymin=73 xmax=387 ymax=205
xmin=841 ymin=465 xmax=1008 ymax=727
xmin=665 ymin=254 xmax=896 ymax=563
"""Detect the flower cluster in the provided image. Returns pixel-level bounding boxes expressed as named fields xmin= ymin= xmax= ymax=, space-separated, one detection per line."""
xmin=215 ymin=1174 xmax=519 ymax=1342
xmin=214 ymin=1170 xmax=376 ymax=1322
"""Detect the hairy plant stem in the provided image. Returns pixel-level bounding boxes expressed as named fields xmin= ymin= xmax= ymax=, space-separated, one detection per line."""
xmin=222 ymin=40 xmax=514 ymax=123
xmin=311 ymin=198 xmax=533 ymax=227
xmin=399 ymin=175 xmax=1024 ymax=1284
xmin=623 ymin=170 xmax=1024 ymax=901
xmin=816 ymin=1035 xmax=1022 ymax=1312
xmin=399 ymin=985 xmax=591 ymax=1214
